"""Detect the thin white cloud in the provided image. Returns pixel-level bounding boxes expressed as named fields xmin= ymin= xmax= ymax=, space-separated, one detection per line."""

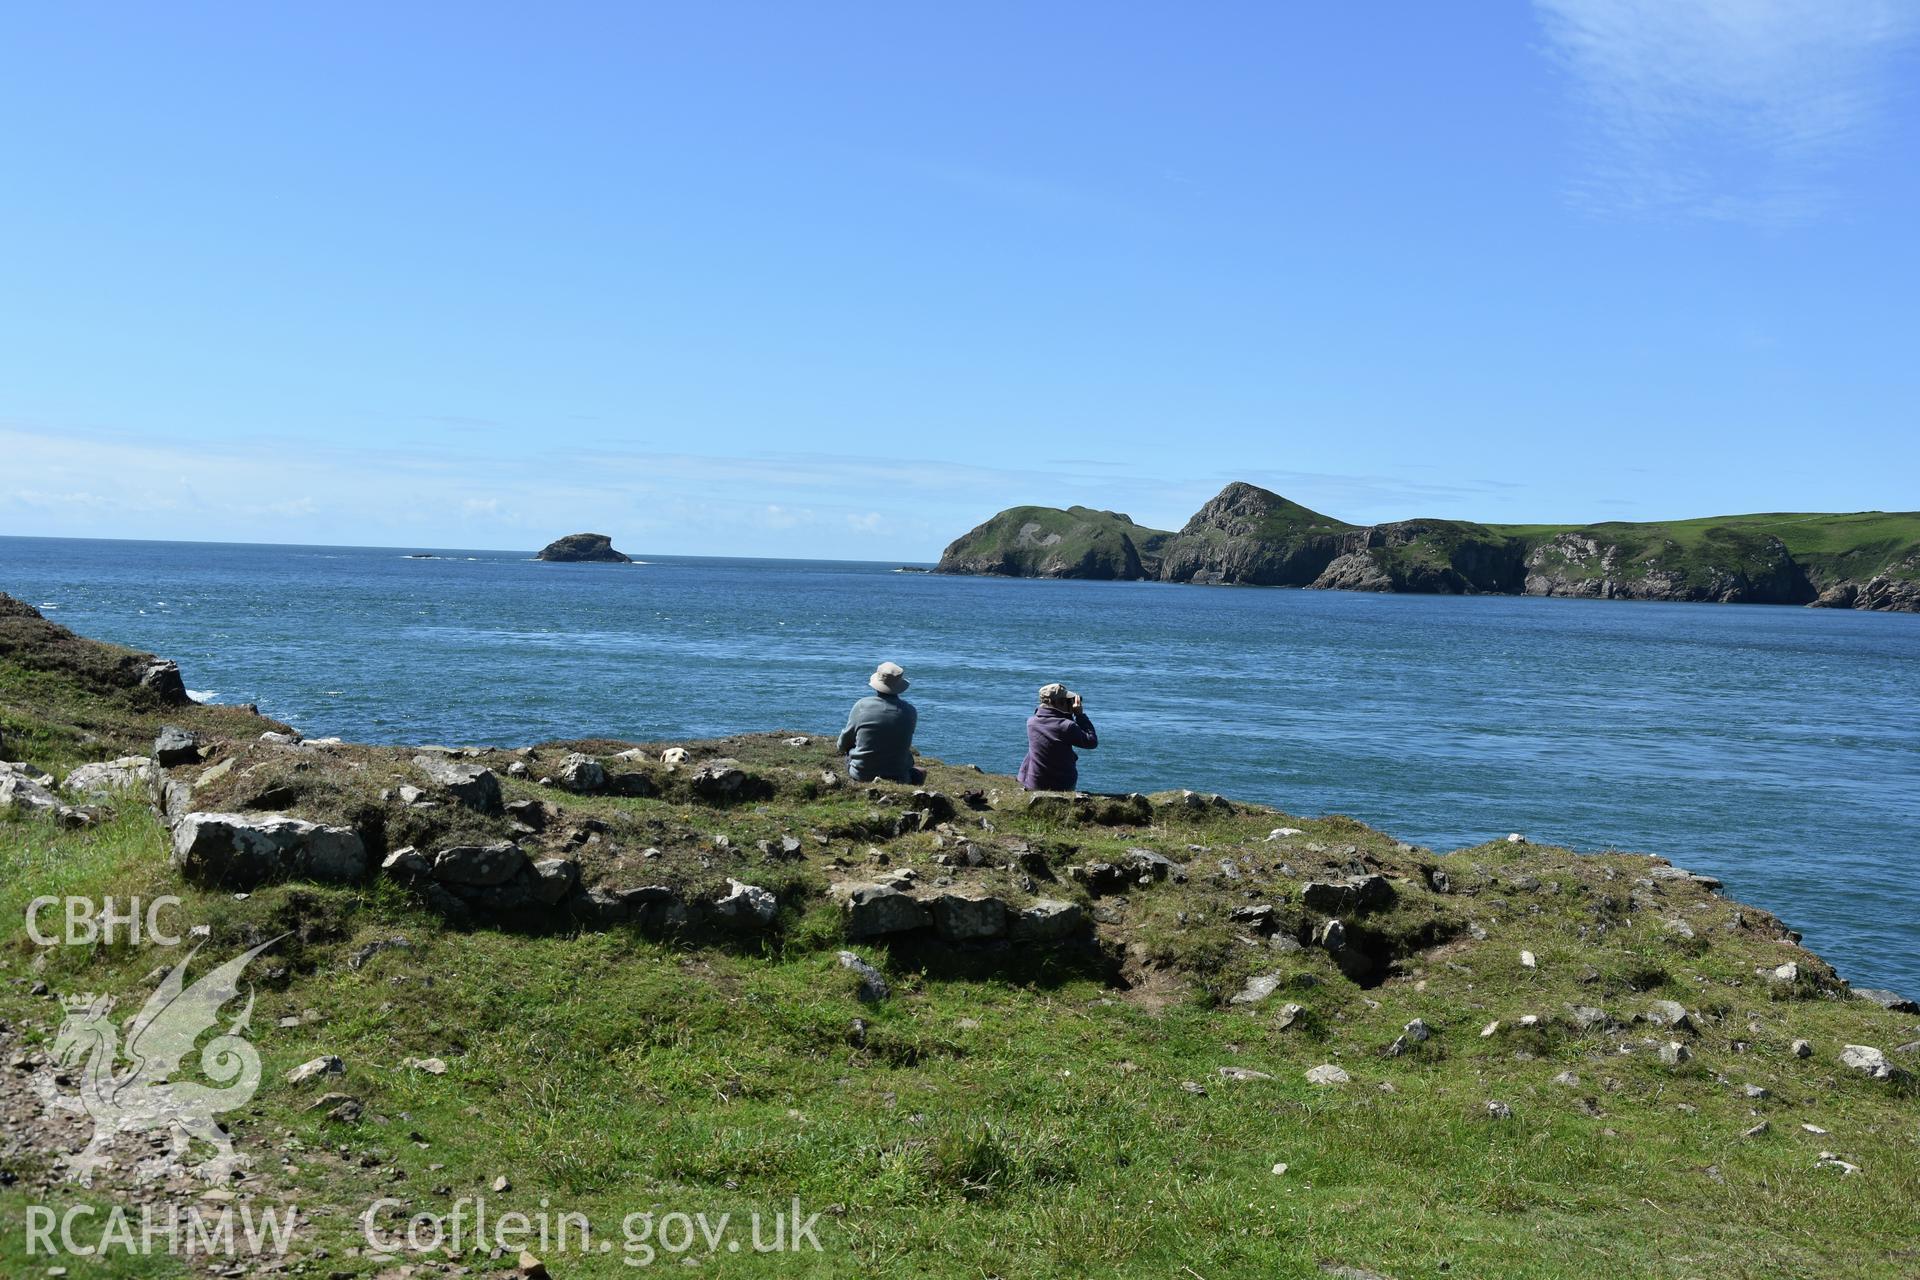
xmin=1533 ymin=0 xmax=1918 ymax=222
xmin=0 ymin=425 xmax=1194 ymax=556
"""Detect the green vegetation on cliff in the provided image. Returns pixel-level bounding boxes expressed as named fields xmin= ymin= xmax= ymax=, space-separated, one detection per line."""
xmin=935 ymin=505 xmax=1174 ymax=579
xmin=937 ymin=485 xmax=1920 ymax=611
xmin=1495 ymin=509 xmax=1920 ymax=606
xmin=3 ymin=601 xmax=1918 ymax=1278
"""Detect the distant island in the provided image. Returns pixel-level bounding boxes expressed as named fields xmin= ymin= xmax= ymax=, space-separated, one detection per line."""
xmin=535 ymin=532 xmax=632 ymax=563
xmin=936 ymin=483 xmax=1920 ymax=612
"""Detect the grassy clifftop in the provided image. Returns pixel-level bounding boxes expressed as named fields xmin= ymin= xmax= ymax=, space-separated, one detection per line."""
xmin=935 ymin=505 xmax=1174 ymax=579
xmin=3 ymin=600 xmax=1918 ymax=1277
xmin=1497 ymin=510 xmax=1920 ymax=606
xmin=937 ymin=486 xmax=1920 ymax=610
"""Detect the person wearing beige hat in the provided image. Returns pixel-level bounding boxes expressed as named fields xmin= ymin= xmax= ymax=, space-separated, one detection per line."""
xmin=836 ymin=661 xmax=923 ymax=783
xmin=1018 ymin=682 xmax=1097 ymax=791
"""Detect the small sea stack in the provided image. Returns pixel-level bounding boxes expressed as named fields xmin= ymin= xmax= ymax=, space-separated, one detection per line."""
xmin=535 ymin=532 xmax=632 ymax=563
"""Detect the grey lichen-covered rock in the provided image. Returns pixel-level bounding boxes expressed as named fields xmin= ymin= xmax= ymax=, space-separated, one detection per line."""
xmin=1304 ymin=1064 xmax=1351 ymax=1086
xmin=836 ymin=951 xmax=891 ymax=1003
xmin=1302 ymin=874 xmax=1394 ymax=915
xmin=1217 ymin=1066 xmax=1273 ymax=1082
xmin=1120 ymin=848 xmax=1180 ymax=882
xmin=529 ymin=858 xmax=580 ymax=905
xmin=1840 ymin=1044 xmax=1894 ymax=1080
xmin=711 ymin=878 xmax=778 ymax=929
xmin=381 ymin=846 xmax=432 ymax=879
xmin=1643 ymin=999 xmax=1695 ymax=1032
xmin=146 ymin=763 xmax=194 ymax=823
xmin=1565 ymin=1004 xmax=1615 ymax=1032
xmin=152 ymin=725 xmax=202 ymax=767
xmin=1 ymin=763 xmax=91 ymax=826
xmin=171 ymin=812 xmax=369 ymax=887
xmin=138 ymin=658 xmax=191 ymax=704
xmin=834 ymin=882 xmax=931 ymax=939
xmin=412 ymin=754 xmax=504 ymax=813
xmin=689 ymin=758 xmax=749 ymax=799
xmin=62 ymin=756 xmax=156 ymax=801
xmin=431 ymin=842 xmax=526 ymax=887
xmin=554 ymin=753 xmax=607 ymax=794
xmin=192 ymin=757 xmax=236 ymax=792
xmin=1229 ymin=973 xmax=1284 ymax=1006
xmin=285 ymin=1055 xmax=344 ymax=1085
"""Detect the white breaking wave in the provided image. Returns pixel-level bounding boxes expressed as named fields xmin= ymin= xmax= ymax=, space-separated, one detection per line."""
xmin=187 ymin=689 xmax=217 ymax=702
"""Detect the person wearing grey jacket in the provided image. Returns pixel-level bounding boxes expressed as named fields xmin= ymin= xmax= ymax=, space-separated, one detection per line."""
xmin=837 ymin=661 xmax=923 ymax=784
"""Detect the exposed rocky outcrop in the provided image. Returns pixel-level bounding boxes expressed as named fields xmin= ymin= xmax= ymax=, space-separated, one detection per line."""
xmin=412 ymin=753 xmax=505 ymax=813
xmin=1318 ymin=519 xmax=1527 ymax=595
xmin=170 ymin=811 xmax=370 ymax=887
xmin=937 ymin=487 xmax=1920 ymax=612
xmin=0 ymin=760 xmax=90 ymax=826
xmin=62 ymin=756 xmax=156 ymax=801
xmin=1523 ymin=528 xmax=1813 ymax=604
xmin=535 ymin=533 xmax=632 ymax=563
xmin=0 ymin=595 xmax=200 ymax=704
xmin=1810 ymin=572 xmax=1920 ymax=613
xmin=1157 ymin=484 xmax=1354 ymax=585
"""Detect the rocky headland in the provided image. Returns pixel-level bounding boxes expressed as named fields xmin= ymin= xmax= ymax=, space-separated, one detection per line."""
xmin=937 ymin=483 xmax=1920 ymax=612
xmin=4 ymin=595 xmax=1917 ymax=1277
xmin=534 ymin=531 xmax=632 ymax=563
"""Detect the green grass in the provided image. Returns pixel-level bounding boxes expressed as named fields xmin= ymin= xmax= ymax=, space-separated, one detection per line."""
xmin=6 ymin=797 xmax=1918 ymax=1279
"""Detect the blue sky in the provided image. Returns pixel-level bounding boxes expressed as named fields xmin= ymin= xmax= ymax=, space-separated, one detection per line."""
xmin=3 ymin=2 xmax=1916 ymax=557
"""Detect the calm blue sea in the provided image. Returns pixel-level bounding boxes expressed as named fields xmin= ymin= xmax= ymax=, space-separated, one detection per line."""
xmin=4 ymin=535 xmax=1917 ymax=995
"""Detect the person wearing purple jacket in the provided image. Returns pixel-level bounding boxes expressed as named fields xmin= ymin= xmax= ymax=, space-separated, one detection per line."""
xmin=1018 ymin=683 xmax=1098 ymax=791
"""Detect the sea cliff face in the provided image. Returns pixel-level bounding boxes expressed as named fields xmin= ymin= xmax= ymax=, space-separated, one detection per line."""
xmin=1155 ymin=483 xmax=1353 ymax=586
xmin=936 ymin=484 xmax=1920 ymax=612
